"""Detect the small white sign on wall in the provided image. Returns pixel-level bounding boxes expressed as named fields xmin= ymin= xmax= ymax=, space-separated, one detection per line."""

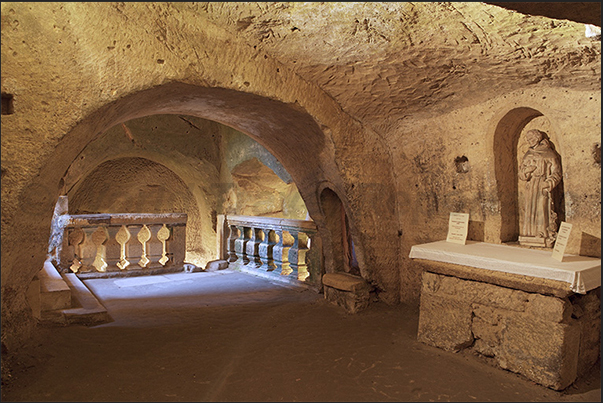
xmin=551 ymin=222 xmax=572 ymax=262
xmin=446 ymin=212 xmax=470 ymax=245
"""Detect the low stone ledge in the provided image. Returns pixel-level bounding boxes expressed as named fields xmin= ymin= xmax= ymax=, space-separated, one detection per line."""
xmin=322 ymin=273 xmax=370 ymax=314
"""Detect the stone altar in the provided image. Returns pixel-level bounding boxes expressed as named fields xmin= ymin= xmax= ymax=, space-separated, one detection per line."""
xmin=410 ymin=241 xmax=601 ymax=390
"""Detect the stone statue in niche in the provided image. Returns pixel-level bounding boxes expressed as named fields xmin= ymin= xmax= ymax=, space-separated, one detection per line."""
xmin=518 ymin=129 xmax=562 ymax=248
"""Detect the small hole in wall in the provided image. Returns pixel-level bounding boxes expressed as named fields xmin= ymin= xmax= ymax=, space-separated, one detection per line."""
xmin=454 ymin=156 xmax=470 ymax=173
xmin=157 ymin=59 xmax=165 ymax=64
xmin=594 ymin=143 xmax=601 ymax=165
xmin=1 ymin=93 xmax=14 ymax=115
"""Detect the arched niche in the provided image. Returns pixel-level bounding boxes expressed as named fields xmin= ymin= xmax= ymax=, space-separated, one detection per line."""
xmin=318 ymin=187 xmax=360 ymax=276
xmin=493 ymin=107 xmax=564 ymax=244
xmin=67 ymin=156 xmax=208 ymax=265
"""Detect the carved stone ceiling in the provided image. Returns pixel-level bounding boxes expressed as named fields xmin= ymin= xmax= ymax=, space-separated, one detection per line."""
xmin=193 ymin=2 xmax=600 ymax=134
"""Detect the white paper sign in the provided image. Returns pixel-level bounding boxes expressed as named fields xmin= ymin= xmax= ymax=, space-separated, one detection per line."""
xmin=551 ymin=222 xmax=572 ymax=262
xmin=446 ymin=212 xmax=469 ymax=245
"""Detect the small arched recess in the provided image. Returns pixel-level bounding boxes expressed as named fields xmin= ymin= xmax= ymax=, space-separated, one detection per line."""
xmin=318 ymin=187 xmax=360 ymax=276
xmin=493 ymin=107 xmax=565 ymax=243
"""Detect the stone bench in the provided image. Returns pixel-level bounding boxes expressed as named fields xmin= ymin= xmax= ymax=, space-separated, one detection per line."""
xmin=322 ymin=272 xmax=371 ymax=314
xmin=410 ymin=241 xmax=601 ymax=391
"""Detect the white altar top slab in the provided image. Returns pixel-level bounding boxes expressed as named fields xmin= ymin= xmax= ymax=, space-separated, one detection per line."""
xmin=409 ymin=241 xmax=601 ymax=294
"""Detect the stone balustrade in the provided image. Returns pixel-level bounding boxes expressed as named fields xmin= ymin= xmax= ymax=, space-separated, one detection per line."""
xmin=225 ymin=215 xmax=322 ymax=287
xmin=56 ymin=213 xmax=187 ymax=278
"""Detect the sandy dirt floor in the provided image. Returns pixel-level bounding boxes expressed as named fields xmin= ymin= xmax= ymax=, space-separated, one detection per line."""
xmin=1 ymin=269 xmax=600 ymax=402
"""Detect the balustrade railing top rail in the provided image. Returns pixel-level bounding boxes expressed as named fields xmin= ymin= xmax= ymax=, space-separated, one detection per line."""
xmin=66 ymin=213 xmax=187 ymax=227
xmin=226 ymin=215 xmax=317 ymax=233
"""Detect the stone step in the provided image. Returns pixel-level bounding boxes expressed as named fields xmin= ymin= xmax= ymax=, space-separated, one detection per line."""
xmin=34 ymin=259 xmax=112 ymax=326
xmin=38 ymin=259 xmax=71 ymax=312
xmin=58 ymin=273 xmax=112 ymax=325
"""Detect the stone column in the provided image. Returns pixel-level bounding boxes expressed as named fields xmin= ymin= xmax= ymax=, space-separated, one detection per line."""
xmin=245 ymin=227 xmax=263 ymax=269
xmin=227 ymin=225 xmax=239 ymax=263
xmin=234 ymin=226 xmax=250 ymax=266
xmin=273 ymin=230 xmax=292 ymax=276
xmin=259 ymin=229 xmax=276 ymax=272
xmin=289 ymin=231 xmax=310 ymax=281
xmin=104 ymin=226 xmax=122 ymax=271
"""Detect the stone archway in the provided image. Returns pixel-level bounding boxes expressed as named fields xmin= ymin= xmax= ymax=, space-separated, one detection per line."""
xmin=2 ymin=3 xmax=402 ymax=347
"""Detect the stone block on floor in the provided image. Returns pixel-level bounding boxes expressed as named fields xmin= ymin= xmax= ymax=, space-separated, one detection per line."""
xmin=323 ymin=272 xmax=370 ymax=314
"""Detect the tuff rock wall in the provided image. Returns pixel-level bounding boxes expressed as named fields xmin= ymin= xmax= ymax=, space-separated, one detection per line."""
xmin=1 ymin=2 xmax=600 ymax=354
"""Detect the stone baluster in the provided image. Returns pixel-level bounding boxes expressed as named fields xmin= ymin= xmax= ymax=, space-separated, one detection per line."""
xmin=80 ymin=227 xmax=98 ymax=272
xmin=245 ymin=227 xmax=263 ymax=269
xmin=288 ymin=230 xmax=310 ymax=281
xmin=126 ymin=225 xmax=142 ymax=270
xmin=67 ymin=227 xmax=85 ymax=273
xmin=137 ymin=225 xmax=152 ymax=268
xmin=273 ymin=230 xmax=292 ymax=276
xmin=115 ymin=225 xmax=131 ymax=270
xmin=104 ymin=226 xmax=122 ymax=271
xmin=91 ymin=226 xmax=108 ymax=272
xmin=157 ymin=224 xmax=171 ymax=266
xmin=147 ymin=224 xmax=164 ymax=267
xmin=259 ymin=229 xmax=276 ymax=272
xmin=234 ymin=226 xmax=250 ymax=267
xmin=227 ymin=225 xmax=239 ymax=263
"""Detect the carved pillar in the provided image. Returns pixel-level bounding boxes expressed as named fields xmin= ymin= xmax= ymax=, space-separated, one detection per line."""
xmin=67 ymin=227 xmax=85 ymax=273
xmin=245 ymin=227 xmax=263 ymax=269
xmin=227 ymin=225 xmax=239 ymax=263
xmin=115 ymin=225 xmax=131 ymax=270
xmin=104 ymin=226 xmax=122 ymax=271
xmin=273 ymin=230 xmax=292 ymax=276
xmin=259 ymin=229 xmax=276 ymax=272
xmin=234 ymin=226 xmax=250 ymax=266
xmin=91 ymin=226 xmax=108 ymax=272
xmin=157 ymin=224 xmax=171 ymax=266
xmin=147 ymin=224 xmax=164 ymax=267
xmin=289 ymin=231 xmax=310 ymax=281
xmin=137 ymin=225 xmax=152 ymax=269
xmin=126 ymin=225 xmax=143 ymax=270
xmin=80 ymin=227 xmax=98 ymax=272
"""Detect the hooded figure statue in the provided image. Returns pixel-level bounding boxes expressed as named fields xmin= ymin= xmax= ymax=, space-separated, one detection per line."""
xmin=518 ymin=129 xmax=562 ymax=248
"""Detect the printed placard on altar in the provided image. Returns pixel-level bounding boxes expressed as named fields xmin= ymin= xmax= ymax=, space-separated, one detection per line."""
xmin=551 ymin=222 xmax=572 ymax=262
xmin=446 ymin=212 xmax=469 ymax=245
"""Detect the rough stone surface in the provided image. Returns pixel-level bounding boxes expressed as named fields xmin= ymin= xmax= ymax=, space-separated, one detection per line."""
xmin=417 ymin=292 xmax=474 ymax=351
xmin=526 ymin=293 xmax=573 ymax=323
xmin=322 ymin=272 xmax=370 ymax=293
xmin=204 ymin=259 xmax=229 ymax=272
xmin=498 ymin=314 xmax=581 ymax=390
xmin=323 ymin=285 xmax=370 ymax=314
xmin=0 ymin=2 xmax=600 ymax=377
xmin=418 ymin=271 xmax=600 ymax=390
